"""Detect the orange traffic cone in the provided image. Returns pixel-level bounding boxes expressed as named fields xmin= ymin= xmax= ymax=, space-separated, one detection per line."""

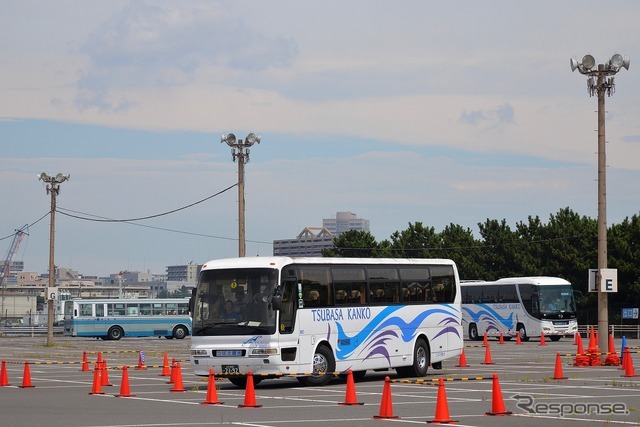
xmin=574 ymin=332 xmax=579 ymax=345
xmin=135 ymin=350 xmax=147 ymax=370
xmin=539 ymin=332 xmax=547 ymax=346
xmin=455 ymin=348 xmax=469 ymax=367
xmin=622 ymin=347 xmax=638 ymax=378
xmin=482 ymin=343 xmax=495 ymax=365
xmin=339 ymin=369 xmax=364 ymax=405
xmin=80 ymin=351 xmax=90 ymax=372
xmin=19 ymin=361 xmax=34 ymax=388
xmin=100 ymin=360 xmax=112 ymax=386
xmin=553 ymin=353 xmax=567 ymax=380
xmin=170 ymin=362 xmax=187 ymax=392
xmin=515 ymin=332 xmax=522 ymax=345
xmin=96 ymin=352 xmax=103 ymax=364
xmin=483 ymin=331 xmax=488 ymax=346
xmin=0 ymin=360 xmax=10 ymax=386
xmin=116 ymin=366 xmax=135 ymax=397
xmin=167 ymin=358 xmax=177 ymax=384
xmin=427 ymin=378 xmax=457 ymax=424
xmin=160 ymin=353 xmax=171 ymax=376
xmin=89 ymin=364 xmax=104 ymax=395
xmin=604 ymin=334 xmax=621 ymax=366
xmin=485 ymin=373 xmax=512 ymax=416
xmin=373 ymin=376 xmax=398 ymax=419
xmin=238 ymin=371 xmax=262 ymax=408
xmin=499 ymin=332 xmax=505 ymax=345
xmin=201 ymin=369 xmax=223 ymax=405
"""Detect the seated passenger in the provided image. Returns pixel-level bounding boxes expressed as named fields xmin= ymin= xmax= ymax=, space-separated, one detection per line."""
xmin=221 ymin=300 xmax=242 ymax=321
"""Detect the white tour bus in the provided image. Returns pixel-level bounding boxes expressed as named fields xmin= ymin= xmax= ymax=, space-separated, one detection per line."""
xmin=64 ymin=298 xmax=192 ymax=340
xmin=461 ymin=277 xmax=578 ymax=342
xmin=190 ymin=257 xmax=462 ymax=387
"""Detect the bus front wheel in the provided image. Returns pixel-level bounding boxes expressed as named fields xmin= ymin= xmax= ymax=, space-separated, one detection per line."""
xmin=298 ymin=345 xmax=335 ymax=386
xmin=550 ymin=335 xmax=561 ymax=342
xmin=107 ymin=326 xmax=124 ymax=340
xmin=228 ymin=376 xmax=263 ymax=388
xmin=469 ymin=324 xmax=480 ymax=341
xmin=172 ymin=325 xmax=188 ymax=339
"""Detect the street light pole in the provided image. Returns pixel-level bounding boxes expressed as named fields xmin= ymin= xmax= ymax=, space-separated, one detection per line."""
xmin=221 ymin=133 xmax=261 ymax=257
xmin=38 ymin=172 xmax=70 ymax=346
xmin=571 ymin=53 xmax=629 ymax=358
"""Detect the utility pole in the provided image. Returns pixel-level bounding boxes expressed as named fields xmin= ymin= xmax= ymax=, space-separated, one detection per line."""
xmin=221 ymin=133 xmax=261 ymax=257
xmin=571 ymin=53 xmax=629 ymax=358
xmin=38 ymin=172 xmax=70 ymax=346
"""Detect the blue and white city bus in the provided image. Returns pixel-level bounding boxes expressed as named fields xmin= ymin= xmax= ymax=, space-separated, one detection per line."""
xmin=190 ymin=257 xmax=462 ymax=387
xmin=63 ymin=298 xmax=192 ymax=340
xmin=461 ymin=277 xmax=578 ymax=342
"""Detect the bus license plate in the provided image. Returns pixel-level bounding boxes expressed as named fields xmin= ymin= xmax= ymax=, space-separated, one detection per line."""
xmin=221 ymin=365 xmax=240 ymax=374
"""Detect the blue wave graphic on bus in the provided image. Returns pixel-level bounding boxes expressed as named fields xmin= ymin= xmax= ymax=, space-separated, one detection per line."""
xmin=462 ymin=306 xmax=514 ymax=331
xmin=334 ymin=305 xmax=460 ymax=362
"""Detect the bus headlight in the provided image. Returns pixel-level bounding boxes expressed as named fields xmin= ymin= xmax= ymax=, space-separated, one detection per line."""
xmin=251 ymin=348 xmax=278 ymax=356
xmin=191 ymin=349 xmax=209 ymax=356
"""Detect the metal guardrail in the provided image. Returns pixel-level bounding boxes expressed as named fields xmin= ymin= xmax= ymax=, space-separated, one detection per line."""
xmin=578 ymin=324 xmax=640 ymax=339
xmin=0 ymin=326 xmax=64 ymax=336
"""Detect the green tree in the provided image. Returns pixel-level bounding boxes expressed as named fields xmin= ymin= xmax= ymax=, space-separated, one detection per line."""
xmin=438 ymin=223 xmax=483 ymax=280
xmin=322 ymin=230 xmax=381 ymax=258
xmin=477 ymin=218 xmax=518 ymax=280
xmin=389 ymin=222 xmax=439 ymax=258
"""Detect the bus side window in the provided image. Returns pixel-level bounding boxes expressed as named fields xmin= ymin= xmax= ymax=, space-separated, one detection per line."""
xmin=96 ymin=304 xmax=104 ymax=317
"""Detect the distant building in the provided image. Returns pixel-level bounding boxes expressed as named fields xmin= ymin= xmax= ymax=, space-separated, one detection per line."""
xmin=273 ymin=211 xmax=370 ymax=257
xmin=166 ymin=264 xmax=201 ymax=283
xmin=323 ymin=211 xmax=370 ymax=235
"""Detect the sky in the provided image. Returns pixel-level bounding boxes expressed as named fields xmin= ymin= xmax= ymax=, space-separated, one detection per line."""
xmin=1 ymin=1 xmax=640 ymax=278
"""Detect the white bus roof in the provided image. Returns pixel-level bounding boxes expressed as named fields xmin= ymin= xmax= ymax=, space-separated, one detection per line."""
xmin=460 ymin=277 xmax=571 ymax=286
xmin=201 ymin=256 xmax=457 ymax=271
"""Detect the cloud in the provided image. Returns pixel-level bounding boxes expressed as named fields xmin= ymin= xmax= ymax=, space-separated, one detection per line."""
xmin=459 ymin=103 xmax=515 ymax=130
xmin=76 ymin=1 xmax=297 ymax=111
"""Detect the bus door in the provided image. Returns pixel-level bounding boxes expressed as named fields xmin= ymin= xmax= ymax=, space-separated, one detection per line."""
xmin=278 ymin=273 xmax=301 ymax=367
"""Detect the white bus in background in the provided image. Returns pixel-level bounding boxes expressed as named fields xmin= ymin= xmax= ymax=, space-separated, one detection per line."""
xmin=461 ymin=277 xmax=578 ymax=342
xmin=63 ymin=298 xmax=192 ymax=340
xmin=190 ymin=257 xmax=462 ymax=387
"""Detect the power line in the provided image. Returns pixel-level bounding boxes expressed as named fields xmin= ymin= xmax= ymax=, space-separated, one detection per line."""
xmin=0 ymin=212 xmax=49 ymax=241
xmin=57 ymin=183 xmax=238 ymax=223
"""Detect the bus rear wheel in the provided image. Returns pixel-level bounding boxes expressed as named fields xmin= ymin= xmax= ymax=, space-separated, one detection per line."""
xmin=107 ymin=326 xmax=124 ymax=340
xmin=298 ymin=345 xmax=335 ymax=386
xmin=469 ymin=324 xmax=480 ymax=341
xmin=406 ymin=338 xmax=429 ymax=377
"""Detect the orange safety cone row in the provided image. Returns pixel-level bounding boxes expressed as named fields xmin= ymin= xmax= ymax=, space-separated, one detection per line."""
xmin=427 ymin=378 xmax=457 ymax=424
xmin=0 ymin=360 xmax=10 ymax=386
xmin=455 ymin=348 xmax=469 ymax=368
xmin=100 ymin=360 xmax=112 ymax=387
xmin=135 ymin=350 xmax=147 ymax=370
xmin=481 ymin=343 xmax=495 ymax=365
xmin=339 ymin=369 xmax=364 ymax=405
xmin=89 ymin=364 xmax=104 ymax=395
xmin=485 ymin=373 xmax=512 ymax=416
xmin=622 ymin=347 xmax=638 ymax=378
xmin=604 ymin=334 xmax=621 ymax=366
xmin=373 ymin=376 xmax=398 ymax=419
xmin=499 ymin=332 xmax=505 ymax=345
xmin=574 ymin=334 xmax=589 ymax=367
xmin=586 ymin=327 xmax=601 ymax=366
xmin=116 ymin=365 xmax=135 ymax=397
xmin=80 ymin=351 xmax=90 ymax=372
xmin=170 ymin=362 xmax=187 ymax=392
xmin=201 ymin=369 xmax=224 ymax=405
xmin=553 ymin=353 xmax=568 ymax=380
xmin=19 ymin=361 xmax=35 ymax=388
xmin=160 ymin=353 xmax=171 ymax=377
xmin=515 ymin=332 xmax=522 ymax=345
xmin=539 ymin=332 xmax=546 ymax=346
xmin=238 ymin=371 xmax=262 ymax=408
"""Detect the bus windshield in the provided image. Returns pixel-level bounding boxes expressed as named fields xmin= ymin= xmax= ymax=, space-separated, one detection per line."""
xmin=537 ymin=285 xmax=576 ymax=315
xmin=193 ymin=268 xmax=278 ymax=336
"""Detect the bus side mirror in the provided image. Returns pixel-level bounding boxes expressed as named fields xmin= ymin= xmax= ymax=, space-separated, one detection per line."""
xmin=270 ymin=286 xmax=282 ymax=310
xmin=189 ymin=288 xmax=196 ymax=315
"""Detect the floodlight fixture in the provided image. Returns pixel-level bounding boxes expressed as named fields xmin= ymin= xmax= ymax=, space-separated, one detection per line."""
xmin=245 ymin=132 xmax=260 ymax=147
xmin=582 ymin=54 xmax=596 ymax=70
xmin=570 ymin=58 xmax=579 ymax=72
xmin=221 ymin=133 xmax=237 ymax=146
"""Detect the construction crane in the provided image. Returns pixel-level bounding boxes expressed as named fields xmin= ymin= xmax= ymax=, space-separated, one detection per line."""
xmin=0 ymin=224 xmax=29 ymax=289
